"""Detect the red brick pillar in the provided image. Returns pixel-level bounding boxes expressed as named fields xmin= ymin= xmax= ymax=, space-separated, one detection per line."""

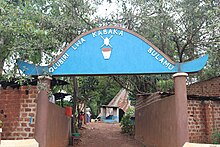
xmin=173 ymin=73 xmax=189 ymax=146
xmin=35 ymin=76 xmax=52 ymax=147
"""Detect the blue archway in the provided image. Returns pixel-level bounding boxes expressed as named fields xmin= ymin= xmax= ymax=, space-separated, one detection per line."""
xmin=17 ymin=26 xmax=208 ymax=75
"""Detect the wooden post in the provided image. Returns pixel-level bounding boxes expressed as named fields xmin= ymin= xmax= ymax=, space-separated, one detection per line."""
xmin=0 ymin=128 xmax=2 ymax=144
xmin=72 ymin=76 xmax=78 ymax=134
xmin=35 ymin=76 xmax=52 ymax=147
xmin=173 ymin=73 xmax=189 ymax=146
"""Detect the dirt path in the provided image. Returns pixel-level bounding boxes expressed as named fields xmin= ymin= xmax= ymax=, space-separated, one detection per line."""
xmin=75 ymin=122 xmax=144 ymax=147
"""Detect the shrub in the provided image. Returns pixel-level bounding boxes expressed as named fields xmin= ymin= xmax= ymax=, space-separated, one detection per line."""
xmin=0 ymin=120 xmax=3 ymax=128
xmin=212 ymin=129 xmax=220 ymax=144
xmin=120 ymin=107 xmax=135 ymax=135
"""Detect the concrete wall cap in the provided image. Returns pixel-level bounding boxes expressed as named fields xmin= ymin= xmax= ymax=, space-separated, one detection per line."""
xmin=172 ymin=72 xmax=188 ymax=78
xmin=183 ymin=142 xmax=220 ymax=147
xmin=0 ymin=139 xmax=39 ymax=147
xmin=38 ymin=76 xmax=52 ymax=80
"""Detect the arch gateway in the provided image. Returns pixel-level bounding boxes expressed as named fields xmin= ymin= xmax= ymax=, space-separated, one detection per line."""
xmin=18 ymin=26 xmax=207 ymax=76
xmin=17 ymin=26 xmax=208 ymax=147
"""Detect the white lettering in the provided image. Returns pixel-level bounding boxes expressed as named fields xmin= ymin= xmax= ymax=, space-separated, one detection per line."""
xmin=81 ymin=37 xmax=86 ymax=43
xmin=62 ymin=54 xmax=68 ymax=60
xmin=91 ymin=29 xmax=124 ymax=38
xmin=159 ymin=58 xmax=164 ymax=63
xmin=119 ymin=31 xmax=123 ymax=36
xmin=163 ymin=60 xmax=170 ymax=67
xmin=98 ymin=30 xmax=102 ymax=36
xmin=53 ymin=65 xmax=57 ymax=70
xmin=113 ymin=29 xmax=118 ymax=35
xmin=72 ymin=45 xmax=77 ymax=50
xmin=151 ymin=50 xmax=157 ymax=56
xmin=92 ymin=32 xmax=97 ymax=37
xmin=155 ymin=54 xmax=160 ymax=60
xmin=58 ymin=59 xmax=64 ymax=64
xmin=49 ymin=67 xmax=54 ymax=73
xmin=75 ymin=40 xmax=82 ymax=47
xmin=72 ymin=38 xmax=86 ymax=50
xmin=168 ymin=65 xmax=174 ymax=70
xmin=50 ymin=52 xmax=70 ymax=72
xmin=55 ymin=62 xmax=60 ymax=67
xmin=147 ymin=47 xmax=174 ymax=71
xmin=108 ymin=29 xmax=113 ymax=34
xmin=148 ymin=47 xmax=153 ymax=53
xmin=103 ymin=29 xmax=107 ymax=35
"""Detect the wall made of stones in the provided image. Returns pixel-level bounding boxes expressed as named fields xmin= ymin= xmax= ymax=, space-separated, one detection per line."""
xmin=187 ymin=76 xmax=220 ymax=97
xmin=0 ymin=86 xmax=37 ymax=140
xmin=188 ymin=100 xmax=220 ymax=143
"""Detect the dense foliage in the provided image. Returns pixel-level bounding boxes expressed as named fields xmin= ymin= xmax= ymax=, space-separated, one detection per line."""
xmin=212 ymin=129 xmax=220 ymax=144
xmin=0 ymin=0 xmax=95 ymax=76
xmin=53 ymin=76 xmax=121 ymax=116
xmin=0 ymin=0 xmax=219 ymax=119
xmin=120 ymin=107 xmax=135 ymax=135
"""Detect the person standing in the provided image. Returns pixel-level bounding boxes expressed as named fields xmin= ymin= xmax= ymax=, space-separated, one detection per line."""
xmin=78 ymin=111 xmax=84 ymax=129
xmin=85 ymin=107 xmax=91 ymax=123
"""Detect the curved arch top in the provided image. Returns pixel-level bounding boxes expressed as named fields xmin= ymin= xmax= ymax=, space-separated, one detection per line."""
xmin=50 ymin=26 xmax=175 ymax=66
xmin=49 ymin=26 xmax=178 ymax=75
xmin=17 ymin=26 xmax=208 ymax=76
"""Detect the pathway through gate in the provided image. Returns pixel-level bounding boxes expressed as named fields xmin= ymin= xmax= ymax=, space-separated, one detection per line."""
xmin=17 ymin=26 xmax=208 ymax=147
xmin=74 ymin=122 xmax=144 ymax=147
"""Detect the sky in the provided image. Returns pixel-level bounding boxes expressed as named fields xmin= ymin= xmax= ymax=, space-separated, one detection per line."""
xmin=93 ymin=0 xmax=122 ymax=18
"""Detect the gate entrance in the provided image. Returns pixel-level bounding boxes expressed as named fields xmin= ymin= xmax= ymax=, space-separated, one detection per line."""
xmin=18 ymin=26 xmax=208 ymax=76
xmin=17 ymin=26 xmax=208 ymax=147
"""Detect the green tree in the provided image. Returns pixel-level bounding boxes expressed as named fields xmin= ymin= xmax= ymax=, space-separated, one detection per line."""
xmin=111 ymin=0 xmax=219 ymax=94
xmin=0 ymin=0 xmax=98 ymax=134
xmin=78 ymin=76 xmax=121 ymax=116
xmin=0 ymin=1 xmax=60 ymax=76
xmin=0 ymin=0 xmax=96 ymax=77
xmin=120 ymin=0 xmax=219 ymax=62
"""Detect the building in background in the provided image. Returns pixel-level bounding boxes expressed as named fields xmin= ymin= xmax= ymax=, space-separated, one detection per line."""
xmin=99 ymin=88 xmax=131 ymax=123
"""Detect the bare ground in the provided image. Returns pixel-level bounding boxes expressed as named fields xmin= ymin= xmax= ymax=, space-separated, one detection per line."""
xmin=74 ymin=122 xmax=144 ymax=147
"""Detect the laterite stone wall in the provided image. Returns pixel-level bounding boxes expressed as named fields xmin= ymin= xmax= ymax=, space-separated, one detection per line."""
xmin=187 ymin=100 xmax=220 ymax=143
xmin=187 ymin=76 xmax=220 ymax=143
xmin=135 ymin=76 xmax=220 ymax=145
xmin=187 ymin=76 xmax=220 ymax=97
xmin=0 ymin=86 xmax=37 ymax=140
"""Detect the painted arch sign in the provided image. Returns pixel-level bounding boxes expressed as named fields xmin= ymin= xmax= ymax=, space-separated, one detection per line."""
xmin=17 ymin=26 xmax=208 ymax=76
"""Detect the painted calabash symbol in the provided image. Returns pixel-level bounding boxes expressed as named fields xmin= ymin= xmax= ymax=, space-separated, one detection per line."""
xmin=102 ymin=48 xmax=112 ymax=60
xmin=101 ymin=35 xmax=113 ymax=60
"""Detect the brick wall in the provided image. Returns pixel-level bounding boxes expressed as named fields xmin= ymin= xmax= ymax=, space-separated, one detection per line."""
xmin=188 ymin=100 xmax=220 ymax=143
xmin=187 ymin=76 xmax=220 ymax=97
xmin=187 ymin=76 xmax=220 ymax=143
xmin=0 ymin=86 xmax=37 ymax=140
xmin=135 ymin=76 xmax=220 ymax=145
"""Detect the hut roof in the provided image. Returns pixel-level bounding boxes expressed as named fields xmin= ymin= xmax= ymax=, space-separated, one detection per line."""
xmin=107 ymin=88 xmax=130 ymax=112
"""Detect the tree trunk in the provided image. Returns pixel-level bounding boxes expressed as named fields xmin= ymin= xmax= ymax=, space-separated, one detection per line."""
xmin=0 ymin=60 xmax=4 ymax=76
xmin=72 ymin=76 xmax=78 ymax=133
xmin=0 ymin=37 xmax=4 ymax=76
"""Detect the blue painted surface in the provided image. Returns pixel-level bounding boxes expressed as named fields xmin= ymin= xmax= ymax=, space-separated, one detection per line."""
xmin=30 ymin=116 xmax=33 ymax=124
xmin=103 ymin=119 xmax=118 ymax=123
xmin=100 ymin=116 xmax=105 ymax=121
xmin=102 ymin=116 xmax=119 ymax=123
xmin=17 ymin=60 xmax=49 ymax=76
xmin=17 ymin=27 xmax=208 ymax=76
xmin=177 ymin=55 xmax=209 ymax=73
